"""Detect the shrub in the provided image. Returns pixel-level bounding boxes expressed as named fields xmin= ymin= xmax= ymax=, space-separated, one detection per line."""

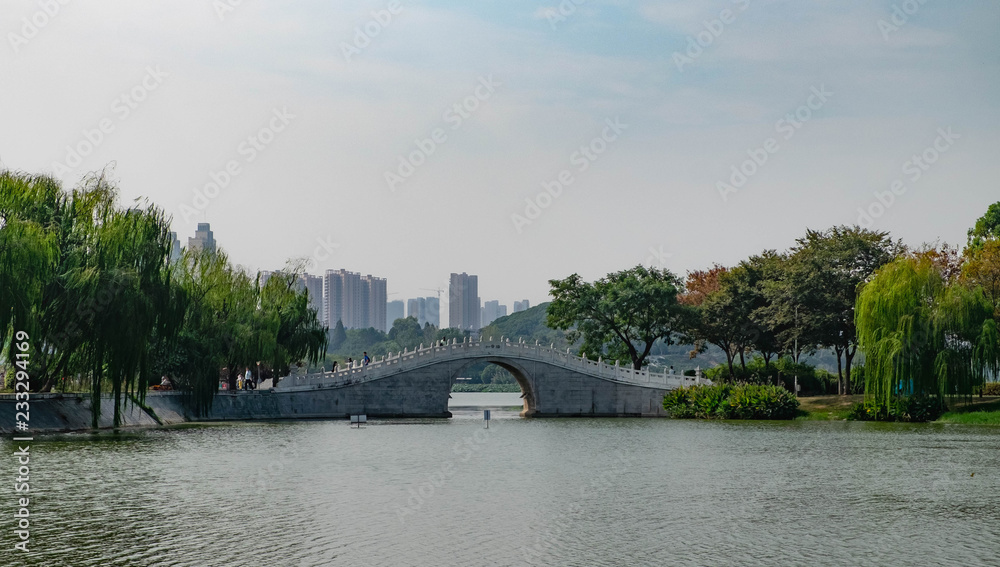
xmin=894 ymin=396 xmax=946 ymax=422
xmin=703 ymin=356 xmax=838 ymax=395
xmin=980 ymin=382 xmax=1000 ymax=396
xmin=663 ymin=383 xmax=798 ymax=420
xmin=848 ymin=402 xmax=888 ymax=421
xmin=725 ymin=384 xmax=800 ymax=420
xmin=848 ymin=396 xmax=946 ymax=422
xmin=662 ymin=388 xmax=694 ymax=418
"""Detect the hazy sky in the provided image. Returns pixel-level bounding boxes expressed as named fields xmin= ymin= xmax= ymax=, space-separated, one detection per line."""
xmin=3 ymin=1 xmax=998 ymax=323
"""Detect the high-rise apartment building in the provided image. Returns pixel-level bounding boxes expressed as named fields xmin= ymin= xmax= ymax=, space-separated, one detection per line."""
xmin=387 ymin=300 xmax=404 ymax=330
xmin=407 ymin=297 xmax=426 ymax=325
xmin=168 ymin=232 xmax=182 ymax=262
xmin=513 ymin=300 xmax=531 ymax=313
xmin=323 ymin=269 xmax=387 ymax=332
xmin=187 ymin=223 xmax=216 ymax=253
xmin=301 ymin=273 xmax=324 ymax=325
xmin=481 ymin=300 xmax=507 ymax=327
xmin=407 ymin=296 xmax=441 ymax=327
xmin=425 ymin=297 xmax=440 ymax=327
xmin=362 ymin=275 xmax=387 ymax=333
xmin=449 ymin=273 xmax=480 ymax=330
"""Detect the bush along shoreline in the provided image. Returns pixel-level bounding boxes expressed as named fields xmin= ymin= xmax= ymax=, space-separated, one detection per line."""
xmin=848 ymin=396 xmax=946 ymax=423
xmin=662 ymin=383 xmax=799 ymax=420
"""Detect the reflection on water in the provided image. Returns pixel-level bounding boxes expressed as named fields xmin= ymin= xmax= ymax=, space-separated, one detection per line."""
xmin=448 ymin=391 xmax=523 ymax=409
xmin=6 ymin=395 xmax=1000 ymax=566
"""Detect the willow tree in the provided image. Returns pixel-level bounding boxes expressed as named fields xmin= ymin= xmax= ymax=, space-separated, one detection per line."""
xmin=856 ymin=255 xmax=999 ymax=416
xmin=155 ymin=248 xmax=243 ymax=415
xmin=79 ymin=198 xmax=178 ymax=427
xmin=1 ymin=170 xmax=180 ymax=426
xmin=259 ymin=267 xmax=327 ymax=385
xmin=0 ymin=172 xmax=59 ymax=361
xmin=50 ymin=174 xmax=179 ymax=427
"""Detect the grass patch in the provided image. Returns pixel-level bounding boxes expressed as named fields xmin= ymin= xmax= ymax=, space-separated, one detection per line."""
xmin=937 ymin=411 xmax=1000 ymax=425
xmin=796 ymin=396 xmax=1000 ymax=424
xmin=937 ymin=397 xmax=1000 ymax=424
xmin=795 ymin=395 xmax=862 ymax=421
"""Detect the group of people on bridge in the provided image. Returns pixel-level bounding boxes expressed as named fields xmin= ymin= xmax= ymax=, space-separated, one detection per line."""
xmin=220 ymin=367 xmax=257 ymax=391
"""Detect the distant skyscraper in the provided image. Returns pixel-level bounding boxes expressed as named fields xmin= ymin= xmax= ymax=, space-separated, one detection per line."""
xmin=407 ymin=297 xmax=426 ymax=325
xmin=387 ymin=300 xmax=404 ymax=330
xmin=406 ymin=296 xmax=439 ymax=327
xmin=362 ymin=275 xmax=387 ymax=332
xmin=301 ymin=274 xmax=324 ymax=325
xmin=323 ymin=269 xmax=387 ymax=332
xmin=187 ymin=223 xmax=216 ymax=253
xmin=168 ymin=231 xmax=181 ymax=261
xmin=324 ymin=269 xmax=360 ymax=330
xmin=513 ymin=300 xmax=530 ymax=313
xmin=449 ymin=273 xmax=480 ymax=330
xmin=425 ymin=296 xmax=440 ymax=327
xmin=481 ymin=300 xmax=506 ymax=327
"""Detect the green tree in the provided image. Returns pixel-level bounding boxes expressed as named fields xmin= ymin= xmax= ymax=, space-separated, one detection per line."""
xmin=735 ymin=251 xmax=786 ymax=371
xmin=330 ymin=319 xmax=347 ymax=350
xmin=547 ymin=266 xmax=687 ymax=370
xmin=962 ymin=239 xmax=1000 ymax=320
xmin=857 ymin=255 xmax=999 ymax=416
xmin=0 ymin=172 xmax=59 ymax=361
xmin=781 ymin=226 xmax=902 ymax=394
xmin=387 ymin=316 xmax=425 ymax=350
xmin=2 ymin=169 xmax=327 ymax=423
xmin=259 ymin=267 xmax=327 ymax=384
xmin=967 ymin=201 xmax=1000 ymax=252
xmin=681 ymin=265 xmax=743 ymax=379
xmin=13 ymin=171 xmax=181 ymax=426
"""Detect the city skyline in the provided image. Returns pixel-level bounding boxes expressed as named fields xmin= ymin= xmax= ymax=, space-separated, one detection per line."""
xmin=175 ymin=223 xmax=531 ymax=327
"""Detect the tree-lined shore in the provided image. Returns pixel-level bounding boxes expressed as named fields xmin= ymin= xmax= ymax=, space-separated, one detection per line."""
xmin=0 ymin=171 xmax=326 ymax=426
xmin=546 ymin=206 xmax=1000 ymax=419
xmin=3 ymin=168 xmax=998 ymax=424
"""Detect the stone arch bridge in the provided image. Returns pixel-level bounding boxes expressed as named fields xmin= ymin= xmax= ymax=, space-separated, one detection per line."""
xmin=241 ymin=338 xmax=708 ymax=419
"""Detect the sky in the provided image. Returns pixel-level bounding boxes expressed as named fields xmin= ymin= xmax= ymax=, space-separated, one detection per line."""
xmin=2 ymin=0 xmax=998 ymax=324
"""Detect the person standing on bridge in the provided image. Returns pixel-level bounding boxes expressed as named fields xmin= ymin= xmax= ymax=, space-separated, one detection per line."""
xmin=362 ymin=352 xmax=371 ymax=366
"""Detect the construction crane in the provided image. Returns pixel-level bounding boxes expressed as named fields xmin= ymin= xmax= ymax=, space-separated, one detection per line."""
xmin=420 ymin=287 xmax=444 ymax=300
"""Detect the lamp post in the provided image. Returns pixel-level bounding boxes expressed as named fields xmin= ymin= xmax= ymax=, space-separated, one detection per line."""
xmin=256 ymin=361 xmax=261 ymax=386
xmin=794 ymin=305 xmax=799 ymax=364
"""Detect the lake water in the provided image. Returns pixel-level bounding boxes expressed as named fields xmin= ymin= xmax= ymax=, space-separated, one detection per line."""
xmin=5 ymin=393 xmax=1000 ymax=566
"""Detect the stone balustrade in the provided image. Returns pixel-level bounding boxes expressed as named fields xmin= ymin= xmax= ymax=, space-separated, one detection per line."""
xmin=276 ymin=336 xmax=709 ymax=392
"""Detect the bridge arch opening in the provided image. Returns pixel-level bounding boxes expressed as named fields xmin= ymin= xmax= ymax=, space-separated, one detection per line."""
xmin=450 ymin=358 xmax=536 ymax=417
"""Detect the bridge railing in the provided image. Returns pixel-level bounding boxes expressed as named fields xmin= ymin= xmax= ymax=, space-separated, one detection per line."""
xmin=276 ymin=337 xmax=710 ymax=391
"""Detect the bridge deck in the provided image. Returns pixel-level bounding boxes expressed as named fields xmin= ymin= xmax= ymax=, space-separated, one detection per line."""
xmin=277 ymin=337 xmax=708 ymax=392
